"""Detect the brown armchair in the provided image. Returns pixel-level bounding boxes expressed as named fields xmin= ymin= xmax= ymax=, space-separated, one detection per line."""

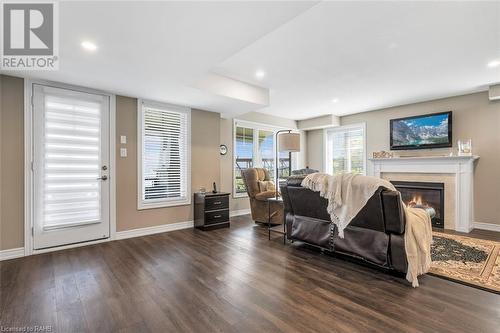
xmin=241 ymin=168 xmax=284 ymax=224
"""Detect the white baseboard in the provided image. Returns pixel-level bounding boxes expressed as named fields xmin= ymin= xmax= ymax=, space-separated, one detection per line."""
xmin=230 ymin=209 xmax=251 ymax=217
xmin=473 ymin=222 xmax=500 ymax=232
xmin=0 ymin=247 xmax=25 ymax=261
xmin=1 ymin=221 xmax=194 ymax=260
xmin=116 ymin=220 xmax=194 ymax=240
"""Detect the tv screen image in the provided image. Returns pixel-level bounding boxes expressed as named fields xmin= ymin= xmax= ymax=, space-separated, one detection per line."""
xmin=390 ymin=111 xmax=452 ymax=150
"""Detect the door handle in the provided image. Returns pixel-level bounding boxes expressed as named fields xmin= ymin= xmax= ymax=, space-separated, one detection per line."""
xmin=97 ymin=175 xmax=108 ymax=181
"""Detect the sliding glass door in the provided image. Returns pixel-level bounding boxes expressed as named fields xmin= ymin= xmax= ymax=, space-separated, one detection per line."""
xmin=233 ymin=121 xmax=294 ymax=197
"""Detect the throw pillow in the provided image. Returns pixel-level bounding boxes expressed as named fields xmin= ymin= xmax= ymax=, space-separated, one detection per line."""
xmin=258 ymin=180 xmax=276 ymax=193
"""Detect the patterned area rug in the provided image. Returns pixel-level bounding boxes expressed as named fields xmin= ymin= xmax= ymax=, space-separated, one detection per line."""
xmin=430 ymin=232 xmax=500 ymax=293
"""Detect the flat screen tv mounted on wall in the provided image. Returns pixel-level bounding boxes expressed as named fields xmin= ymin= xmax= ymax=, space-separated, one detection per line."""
xmin=390 ymin=111 xmax=452 ymax=150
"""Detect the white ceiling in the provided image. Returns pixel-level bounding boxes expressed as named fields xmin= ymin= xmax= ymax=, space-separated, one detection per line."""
xmin=215 ymin=1 xmax=500 ymax=119
xmin=2 ymin=1 xmax=316 ymax=117
xmin=3 ymin=1 xmax=499 ymax=120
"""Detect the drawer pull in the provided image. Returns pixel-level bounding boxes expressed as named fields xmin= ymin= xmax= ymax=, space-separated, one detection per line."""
xmin=213 ymin=201 xmax=221 ymax=205
xmin=214 ymin=215 xmax=221 ymax=218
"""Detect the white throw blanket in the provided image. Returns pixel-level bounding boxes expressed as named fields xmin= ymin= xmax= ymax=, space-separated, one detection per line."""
xmin=403 ymin=207 xmax=433 ymax=287
xmin=301 ymin=172 xmax=432 ymax=287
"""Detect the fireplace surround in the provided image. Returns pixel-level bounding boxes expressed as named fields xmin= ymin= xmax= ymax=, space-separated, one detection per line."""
xmin=391 ymin=181 xmax=444 ymax=228
xmin=369 ymin=155 xmax=479 ymax=232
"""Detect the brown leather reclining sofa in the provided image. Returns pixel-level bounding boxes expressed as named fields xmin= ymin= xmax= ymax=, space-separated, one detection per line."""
xmin=281 ymin=176 xmax=408 ymax=273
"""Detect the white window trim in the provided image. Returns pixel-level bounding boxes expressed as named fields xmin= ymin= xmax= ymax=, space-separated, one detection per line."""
xmin=323 ymin=122 xmax=367 ymax=176
xmin=137 ymin=99 xmax=191 ymax=209
xmin=233 ymin=119 xmax=296 ymax=198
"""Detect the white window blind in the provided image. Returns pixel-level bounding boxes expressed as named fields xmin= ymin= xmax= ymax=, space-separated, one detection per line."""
xmin=325 ymin=124 xmax=366 ymax=175
xmin=36 ymin=89 xmax=105 ymax=230
xmin=138 ymin=101 xmax=191 ymax=209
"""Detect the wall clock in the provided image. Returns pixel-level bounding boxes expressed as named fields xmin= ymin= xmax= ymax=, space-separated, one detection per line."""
xmin=219 ymin=144 xmax=228 ymax=155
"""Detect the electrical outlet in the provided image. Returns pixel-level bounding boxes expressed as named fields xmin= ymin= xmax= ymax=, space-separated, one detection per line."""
xmin=120 ymin=148 xmax=127 ymax=157
xmin=120 ymin=135 xmax=127 ymax=144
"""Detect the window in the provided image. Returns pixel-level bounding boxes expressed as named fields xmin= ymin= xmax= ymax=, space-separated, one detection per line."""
xmin=138 ymin=100 xmax=191 ymax=209
xmin=233 ymin=120 xmax=295 ymax=197
xmin=258 ymin=129 xmax=275 ymax=181
xmin=325 ymin=123 xmax=365 ymax=175
xmin=234 ymin=126 xmax=254 ymax=195
xmin=278 ymin=150 xmax=292 ymax=181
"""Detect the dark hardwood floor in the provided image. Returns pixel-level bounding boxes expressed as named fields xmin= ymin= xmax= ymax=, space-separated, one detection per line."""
xmin=1 ymin=215 xmax=499 ymax=333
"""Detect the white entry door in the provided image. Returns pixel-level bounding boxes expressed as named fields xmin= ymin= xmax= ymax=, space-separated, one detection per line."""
xmin=32 ymin=84 xmax=110 ymax=250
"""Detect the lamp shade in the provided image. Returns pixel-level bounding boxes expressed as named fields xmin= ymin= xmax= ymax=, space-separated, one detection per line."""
xmin=278 ymin=132 xmax=300 ymax=152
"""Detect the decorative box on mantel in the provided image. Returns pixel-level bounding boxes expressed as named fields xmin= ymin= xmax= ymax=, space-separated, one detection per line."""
xmin=369 ymin=155 xmax=479 ymax=233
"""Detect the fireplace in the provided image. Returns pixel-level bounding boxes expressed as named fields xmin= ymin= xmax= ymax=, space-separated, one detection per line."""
xmin=391 ymin=181 xmax=444 ymax=229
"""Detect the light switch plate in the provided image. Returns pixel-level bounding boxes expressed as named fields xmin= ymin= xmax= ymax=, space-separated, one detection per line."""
xmin=120 ymin=135 xmax=127 ymax=144
xmin=120 ymin=148 xmax=127 ymax=157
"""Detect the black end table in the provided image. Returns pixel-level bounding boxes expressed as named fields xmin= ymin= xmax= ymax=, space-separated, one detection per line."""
xmin=267 ymin=197 xmax=286 ymax=244
xmin=194 ymin=192 xmax=230 ymax=230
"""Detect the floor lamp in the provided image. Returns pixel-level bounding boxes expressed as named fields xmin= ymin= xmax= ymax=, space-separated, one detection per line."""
xmin=275 ymin=130 xmax=301 ymax=199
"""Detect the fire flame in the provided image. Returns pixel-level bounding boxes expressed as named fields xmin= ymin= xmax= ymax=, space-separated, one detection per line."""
xmin=406 ymin=194 xmax=438 ymax=219
xmin=407 ymin=194 xmax=426 ymax=208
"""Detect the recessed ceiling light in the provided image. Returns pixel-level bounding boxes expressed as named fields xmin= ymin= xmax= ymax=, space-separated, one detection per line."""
xmin=81 ymin=41 xmax=97 ymax=52
xmin=331 ymin=98 xmax=339 ymax=103
xmin=487 ymin=60 xmax=500 ymax=68
xmin=255 ymin=70 xmax=266 ymax=79
xmin=388 ymin=42 xmax=398 ymax=49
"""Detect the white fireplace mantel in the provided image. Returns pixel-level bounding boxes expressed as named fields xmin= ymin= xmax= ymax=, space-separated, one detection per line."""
xmin=369 ymin=155 xmax=479 ymax=232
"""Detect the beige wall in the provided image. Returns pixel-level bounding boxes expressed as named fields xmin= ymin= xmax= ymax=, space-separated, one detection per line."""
xmin=299 ymin=114 xmax=339 ymax=172
xmin=116 ymin=96 xmax=221 ymax=231
xmin=219 ymin=111 xmax=304 ymax=212
xmin=220 ymin=117 xmax=249 ymax=212
xmin=340 ymin=91 xmax=500 ymax=225
xmin=306 ymin=129 xmax=324 ymax=172
xmin=0 ymin=76 xmax=295 ymax=250
xmin=0 ymin=77 xmax=221 ymax=250
xmin=0 ymin=75 xmax=24 ymax=250
xmin=5 ymin=73 xmax=496 ymax=251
